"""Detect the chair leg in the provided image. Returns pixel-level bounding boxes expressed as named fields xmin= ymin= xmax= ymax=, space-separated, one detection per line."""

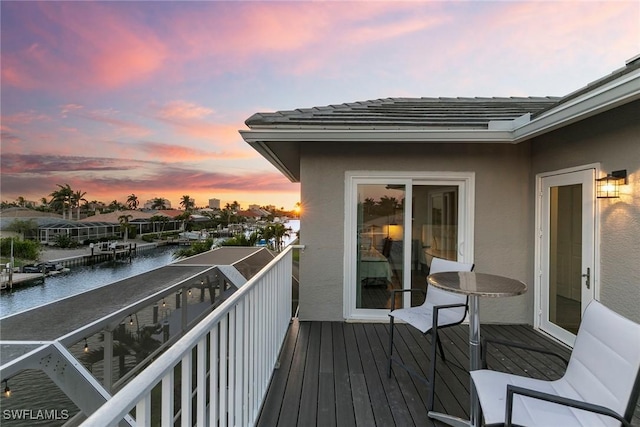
xmin=388 ymin=317 xmax=395 ymax=377
xmin=436 ymin=332 xmax=446 ymax=362
xmin=427 ymin=327 xmax=438 ymax=411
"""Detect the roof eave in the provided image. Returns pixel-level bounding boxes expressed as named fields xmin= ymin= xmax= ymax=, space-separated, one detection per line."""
xmin=239 ymin=64 xmax=640 ymax=182
xmin=240 ymin=128 xmax=514 ymax=143
xmin=512 ymin=67 xmax=640 ymax=142
xmin=244 ymin=138 xmax=299 ymax=182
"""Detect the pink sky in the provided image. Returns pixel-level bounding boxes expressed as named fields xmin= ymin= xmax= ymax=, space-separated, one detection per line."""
xmin=1 ymin=1 xmax=638 ymax=210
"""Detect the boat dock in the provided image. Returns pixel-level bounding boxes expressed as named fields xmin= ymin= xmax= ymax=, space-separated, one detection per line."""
xmin=0 ymin=242 xmax=160 ymax=290
xmin=0 ymin=272 xmax=44 ymax=290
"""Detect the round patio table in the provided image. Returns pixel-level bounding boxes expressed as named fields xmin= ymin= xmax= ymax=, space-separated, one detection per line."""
xmin=426 ymin=271 xmax=527 ymax=427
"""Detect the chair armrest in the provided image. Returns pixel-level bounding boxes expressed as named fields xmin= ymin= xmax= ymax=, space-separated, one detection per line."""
xmin=505 ymin=384 xmax=631 ymax=427
xmin=390 ymin=288 xmax=426 ymax=311
xmin=481 ymin=337 xmax=569 ymax=369
xmin=432 ymin=303 xmax=468 ymax=330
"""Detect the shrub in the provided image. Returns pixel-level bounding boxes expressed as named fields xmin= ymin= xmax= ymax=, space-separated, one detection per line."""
xmin=0 ymin=237 xmax=41 ymax=260
xmin=173 ymin=238 xmax=214 ymax=259
xmin=53 ymin=234 xmax=78 ymax=248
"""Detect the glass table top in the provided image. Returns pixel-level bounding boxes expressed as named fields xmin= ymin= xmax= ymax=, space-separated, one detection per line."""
xmin=427 ymin=271 xmax=527 ymax=297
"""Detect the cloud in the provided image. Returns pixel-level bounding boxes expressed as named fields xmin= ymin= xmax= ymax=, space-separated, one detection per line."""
xmin=1 ymin=153 xmax=297 ymax=205
xmin=156 ymin=100 xmax=214 ymax=120
xmin=0 ymin=153 xmax=137 ymax=174
xmin=60 ymin=103 xmax=84 ymax=117
xmin=149 ymin=100 xmax=247 ymax=143
xmin=2 ymin=110 xmax=52 ymax=125
xmin=59 ymin=107 xmax=153 ymax=138
xmin=134 ymin=141 xmax=254 ymax=161
xmin=1 ymin=2 xmax=167 ymax=92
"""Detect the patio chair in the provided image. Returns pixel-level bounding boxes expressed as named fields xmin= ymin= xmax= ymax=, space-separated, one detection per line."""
xmin=471 ymin=300 xmax=640 ymax=427
xmin=388 ymin=257 xmax=474 ymax=411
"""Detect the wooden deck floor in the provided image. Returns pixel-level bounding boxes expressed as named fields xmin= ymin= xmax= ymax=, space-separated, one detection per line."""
xmin=257 ymin=320 xmax=640 ymax=427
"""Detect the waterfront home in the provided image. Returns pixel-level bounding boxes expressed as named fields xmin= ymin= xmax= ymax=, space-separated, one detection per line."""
xmin=241 ymin=55 xmax=640 ymax=346
xmin=3 ymin=58 xmax=638 ymax=427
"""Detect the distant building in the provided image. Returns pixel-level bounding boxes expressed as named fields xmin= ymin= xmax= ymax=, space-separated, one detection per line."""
xmin=208 ymin=198 xmax=221 ymax=210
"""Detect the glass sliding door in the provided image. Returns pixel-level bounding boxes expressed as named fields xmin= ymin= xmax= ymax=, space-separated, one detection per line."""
xmin=409 ymin=185 xmax=459 ymax=307
xmin=345 ymin=171 xmax=474 ymax=320
xmin=356 ymin=184 xmax=405 ymax=309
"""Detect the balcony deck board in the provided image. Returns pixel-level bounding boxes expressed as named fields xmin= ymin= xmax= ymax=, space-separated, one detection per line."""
xmin=258 ymin=320 xmax=640 ymax=427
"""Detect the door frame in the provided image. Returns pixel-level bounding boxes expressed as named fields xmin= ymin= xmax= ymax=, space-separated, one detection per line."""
xmin=534 ymin=164 xmax=601 ymax=345
xmin=343 ymin=170 xmax=475 ymax=321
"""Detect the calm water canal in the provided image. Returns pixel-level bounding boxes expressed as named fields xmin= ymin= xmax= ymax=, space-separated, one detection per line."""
xmin=1 ymin=245 xmax=179 ymax=318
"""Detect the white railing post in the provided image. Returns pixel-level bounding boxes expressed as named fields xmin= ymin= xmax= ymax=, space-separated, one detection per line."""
xmin=219 ymin=316 xmax=227 ymax=427
xmin=196 ymin=339 xmax=206 ymax=426
xmin=161 ymin=372 xmax=174 ymax=427
xmin=235 ymin=301 xmax=244 ymax=426
xmin=180 ymin=353 xmax=191 ymax=427
xmin=136 ymin=394 xmax=151 ymax=426
xmin=209 ymin=324 xmax=218 ymax=426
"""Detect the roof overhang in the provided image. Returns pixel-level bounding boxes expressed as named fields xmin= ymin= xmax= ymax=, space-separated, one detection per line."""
xmin=240 ymin=64 xmax=640 ymax=182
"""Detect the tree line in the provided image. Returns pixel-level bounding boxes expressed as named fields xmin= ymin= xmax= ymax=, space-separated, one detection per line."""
xmin=1 ymin=184 xmax=294 ymax=220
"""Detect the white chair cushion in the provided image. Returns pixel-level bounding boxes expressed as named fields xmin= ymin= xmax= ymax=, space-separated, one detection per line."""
xmin=391 ymin=301 xmax=464 ymax=333
xmin=472 ymin=301 xmax=640 ymax=427
xmin=389 ymin=258 xmax=472 ymax=332
xmin=564 ymin=301 xmax=640 ymax=418
xmin=471 ymin=370 xmax=616 ymax=427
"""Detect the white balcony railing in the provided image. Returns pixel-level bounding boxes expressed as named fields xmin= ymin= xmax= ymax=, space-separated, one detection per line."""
xmin=81 ymin=246 xmax=296 ymax=427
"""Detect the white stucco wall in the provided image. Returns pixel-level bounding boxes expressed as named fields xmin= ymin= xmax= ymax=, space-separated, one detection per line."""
xmin=531 ymin=100 xmax=640 ymax=323
xmin=298 ymin=142 xmax=534 ymax=323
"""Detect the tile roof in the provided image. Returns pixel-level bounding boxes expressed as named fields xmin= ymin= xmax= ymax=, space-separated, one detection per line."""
xmin=245 ymin=97 xmax=560 ymax=130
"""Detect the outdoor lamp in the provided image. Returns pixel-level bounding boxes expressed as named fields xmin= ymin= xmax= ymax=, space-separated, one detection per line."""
xmin=3 ymin=380 xmax=10 ymax=397
xmin=84 ymin=338 xmax=89 ymax=353
xmin=596 ymin=169 xmax=627 ymax=198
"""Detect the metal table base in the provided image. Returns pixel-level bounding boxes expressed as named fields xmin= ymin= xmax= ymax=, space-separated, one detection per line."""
xmin=428 ymin=295 xmax=481 ymax=427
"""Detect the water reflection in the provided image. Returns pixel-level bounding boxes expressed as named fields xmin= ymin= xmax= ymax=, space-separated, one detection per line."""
xmin=1 ymin=245 xmax=178 ymax=318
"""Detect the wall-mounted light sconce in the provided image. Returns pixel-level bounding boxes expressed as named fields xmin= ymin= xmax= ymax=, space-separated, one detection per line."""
xmin=84 ymin=338 xmax=89 ymax=353
xmin=596 ymin=170 xmax=627 ymax=199
xmin=3 ymin=380 xmax=11 ymax=397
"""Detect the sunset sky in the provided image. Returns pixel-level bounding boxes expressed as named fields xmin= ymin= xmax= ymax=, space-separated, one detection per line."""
xmin=1 ymin=1 xmax=638 ymax=210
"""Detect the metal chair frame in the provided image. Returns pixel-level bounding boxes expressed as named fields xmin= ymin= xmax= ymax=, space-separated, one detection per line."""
xmin=387 ymin=258 xmax=473 ymax=411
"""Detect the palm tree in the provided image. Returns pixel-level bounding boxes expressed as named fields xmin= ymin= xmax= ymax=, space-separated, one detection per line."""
xmin=175 ymin=211 xmax=192 ymax=232
xmin=150 ymin=214 xmax=168 ymax=238
xmin=72 ymin=190 xmax=87 ymax=220
xmin=261 ymin=223 xmax=291 ymax=251
xmin=49 ymin=184 xmax=73 ymax=219
xmin=151 ymin=198 xmax=167 ymax=210
xmin=271 ymin=223 xmax=291 ymax=251
xmin=126 ymin=194 xmax=139 ymax=210
xmin=180 ymin=195 xmax=194 ymax=212
xmin=108 ymin=200 xmax=125 ymax=211
xmin=118 ymin=213 xmax=133 ymax=241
